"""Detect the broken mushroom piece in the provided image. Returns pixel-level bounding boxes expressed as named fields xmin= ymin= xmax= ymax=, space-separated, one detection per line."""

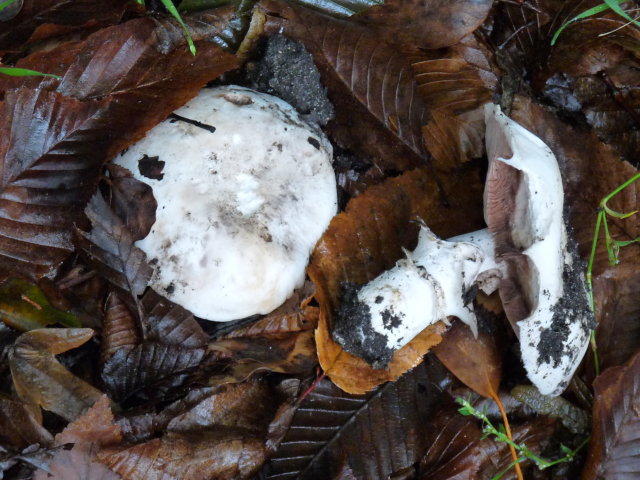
xmin=333 ymin=104 xmax=594 ymax=395
xmin=114 ymin=86 xmax=337 ymax=321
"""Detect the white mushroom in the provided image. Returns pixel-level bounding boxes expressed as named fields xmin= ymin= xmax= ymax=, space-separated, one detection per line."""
xmin=333 ymin=104 xmax=594 ymax=395
xmin=114 ymin=86 xmax=337 ymax=321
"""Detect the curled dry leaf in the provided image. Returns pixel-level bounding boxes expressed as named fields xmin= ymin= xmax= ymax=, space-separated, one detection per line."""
xmin=0 ymin=12 xmax=238 ymax=280
xmin=0 ymin=278 xmax=79 ymax=331
xmin=100 ymin=379 xmax=296 ymax=480
xmin=100 ymin=292 xmax=140 ymax=366
xmin=582 ymin=350 xmax=640 ymax=480
xmin=208 ymin=285 xmax=319 ymax=381
xmin=75 ymin=192 xmax=152 ymax=303
xmin=0 ymin=393 xmax=53 ymax=449
xmin=105 ymin=164 xmax=157 ymax=242
xmin=263 ymin=358 xmax=450 ymax=479
xmin=309 ymin=167 xmax=483 ymax=393
xmin=357 ymin=0 xmax=493 ymax=50
xmin=8 ymin=328 xmax=103 ymax=421
xmin=34 ymin=395 xmax=122 ymax=480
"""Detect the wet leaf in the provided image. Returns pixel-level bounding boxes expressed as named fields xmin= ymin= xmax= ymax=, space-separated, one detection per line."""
xmin=0 ymin=13 xmax=238 ymax=280
xmin=358 ymin=0 xmax=493 ymax=49
xmin=75 ymin=192 xmax=152 ymax=303
xmin=0 ymin=393 xmax=53 ymax=449
xmin=34 ymin=395 xmax=122 ymax=480
xmin=100 ymin=379 xmax=295 ymax=480
xmin=208 ymin=286 xmax=319 ymax=380
xmin=106 ymin=164 xmax=157 ymax=242
xmin=8 ymin=328 xmax=104 ymax=421
xmin=582 ymin=350 xmax=640 ymax=480
xmin=417 ymin=398 xmax=558 ymax=479
xmin=432 ymin=316 xmax=502 ymax=399
xmin=0 ymin=278 xmax=79 ymax=331
xmin=100 ymin=292 xmax=140 ymax=366
xmin=309 ymin=167 xmax=483 ymax=393
xmin=0 ymin=0 xmax=133 ymax=54
xmin=102 ymin=342 xmax=205 ymax=404
xmin=258 ymin=0 xmax=496 ymax=176
xmin=262 ymin=357 xmax=451 ymax=479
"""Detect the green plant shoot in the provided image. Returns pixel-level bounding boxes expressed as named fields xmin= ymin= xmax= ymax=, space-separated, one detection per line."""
xmin=135 ymin=0 xmax=196 ymax=55
xmin=456 ymin=397 xmax=589 ymax=480
xmin=586 ymin=173 xmax=640 ymax=375
xmin=551 ymin=0 xmax=640 ymax=45
xmin=0 ymin=66 xmax=61 ymax=79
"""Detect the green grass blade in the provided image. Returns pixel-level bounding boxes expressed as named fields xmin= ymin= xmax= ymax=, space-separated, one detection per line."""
xmin=159 ymin=0 xmax=196 ymax=55
xmin=604 ymin=0 xmax=640 ymax=27
xmin=0 ymin=66 xmax=61 ymax=79
xmin=551 ymin=2 xmax=619 ymax=45
xmin=0 ymin=0 xmax=17 ymax=11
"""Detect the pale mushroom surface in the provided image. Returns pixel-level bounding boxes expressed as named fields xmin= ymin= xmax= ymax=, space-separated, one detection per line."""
xmin=485 ymin=104 xmax=594 ymax=396
xmin=114 ymin=86 xmax=337 ymax=321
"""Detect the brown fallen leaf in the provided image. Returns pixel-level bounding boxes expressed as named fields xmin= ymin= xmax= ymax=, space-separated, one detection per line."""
xmin=262 ymin=357 xmax=451 ymax=479
xmin=257 ymin=0 xmax=496 ymax=178
xmin=357 ymin=0 xmax=493 ymax=50
xmin=33 ymin=395 xmax=122 ymax=480
xmin=208 ymin=285 xmax=319 ymax=381
xmin=309 ymin=167 xmax=484 ymax=393
xmin=582 ymin=349 xmax=640 ymax=480
xmin=100 ymin=292 xmax=140 ymax=366
xmin=0 ymin=393 xmax=53 ymax=449
xmin=100 ymin=379 xmax=296 ymax=480
xmin=0 ymin=0 xmax=133 ymax=54
xmin=8 ymin=328 xmax=104 ymax=421
xmin=0 ymin=11 xmax=239 ymax=280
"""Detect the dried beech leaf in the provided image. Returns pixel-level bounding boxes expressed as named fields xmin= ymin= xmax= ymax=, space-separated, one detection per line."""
xmin=100 ymin=292 xmax=140 ymax=365
xmin=358 ymin=0 xmax=493 ymax=49
xmin=433 ymin=316 xmax=502 ymax=399
xmin=582 ymin=350 xmax=640 ymax=480
xmin=309 ymin=167 xmax=483 ymax=393
xmin=101 ymin=380 xmax=295 ymax=480
xmin=76 ymin=192 xmax=152 ymax=300
xmin=106 ymin=164 xmax=157 ymax=242
xmin=259 ymin=0 xmax=496 ymax=174
xmin=99 ymin=430 xmax=262 ymax=480
xmin=34 ymin=395 xmax=122 ymax=480
xmin=0 ymin=13 xmax=238 ymax=280
xmin=0 ymin=393 xmax=53 ymax=449
xmin=208 ymin=288 xmax=319 ymax=380
xmin=0 ymin=278 xmax=79 ymax=331
xmin=258 ymin=0 xmax=429 ymax=172
xmin=101 ymin=342 xmax=205 ymax=403
xmin=139 ymin=290 xmax=208 ymax=348
xmin=0 ymin=0 xmax=132 ymax=54
xmin=8 ymin=328 xmax=104 ymax=421
xmin=262 ymin=358 xmax=450 ymax=479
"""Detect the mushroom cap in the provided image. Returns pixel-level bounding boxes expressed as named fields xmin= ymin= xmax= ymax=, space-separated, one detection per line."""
xmin=114 ymin=86 xmax=337 ymax=321
xmin=484 ymin=104 xmax=594 ymax=396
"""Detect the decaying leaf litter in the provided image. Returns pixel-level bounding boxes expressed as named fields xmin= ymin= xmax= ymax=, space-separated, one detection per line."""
xmin=0 ymin=0 xmax=639 ymax=479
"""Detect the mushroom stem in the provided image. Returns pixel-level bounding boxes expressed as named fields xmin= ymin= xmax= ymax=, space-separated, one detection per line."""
xmin=332 ymin=224 xmax=502 ymax=369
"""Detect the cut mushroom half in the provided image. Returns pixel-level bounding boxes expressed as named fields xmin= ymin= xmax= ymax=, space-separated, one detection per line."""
xmin=332 ymin=104 xmax=594 ymax=395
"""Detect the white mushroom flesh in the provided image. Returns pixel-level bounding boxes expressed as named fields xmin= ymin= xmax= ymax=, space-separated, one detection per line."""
xmin=114 ymin=86 xmax=337 ymax=321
